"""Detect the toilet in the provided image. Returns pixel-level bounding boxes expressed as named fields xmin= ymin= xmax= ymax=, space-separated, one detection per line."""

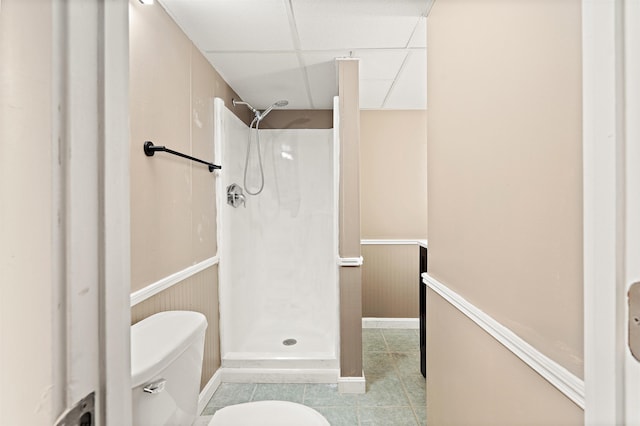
xmin=131 ymin=311 xmax=329 ymax=426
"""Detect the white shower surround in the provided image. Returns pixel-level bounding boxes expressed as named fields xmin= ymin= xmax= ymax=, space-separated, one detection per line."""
xmin=214 ymin=98 xmax=340 ymax=382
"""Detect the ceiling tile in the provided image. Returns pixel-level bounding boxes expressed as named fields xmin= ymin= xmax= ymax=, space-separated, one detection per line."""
xmin=205 ymin=52 xmax=310 ymax=109
xmin=293 ymin=0 xmax=426 ymax=50
xmin=159 ymin=0 xmax=294 ymax=52
xmin=355 ymin=50 xmax=408 ymax=80
xmin=383 ymin=50 xmax=426 ymax=109
xmin=360 ymin=80 xmax=394 ymax=109
xmin=303 ymin=52 xmax=346 ymax=109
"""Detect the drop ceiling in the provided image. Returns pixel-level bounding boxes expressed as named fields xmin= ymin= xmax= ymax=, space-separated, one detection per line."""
xmin=159 ymin=0 xmax=432 ymax=110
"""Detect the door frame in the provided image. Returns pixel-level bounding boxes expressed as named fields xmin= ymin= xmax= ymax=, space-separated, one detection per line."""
xmin=65 ymin=0 xmax=640 ymax=423
xmin=52 ymin=0 xmax=131 ymax=424
xmin=99 ymin=1 xmax=132 ymax=424
xmin=582 ymin=0 xmax=640 ymax=423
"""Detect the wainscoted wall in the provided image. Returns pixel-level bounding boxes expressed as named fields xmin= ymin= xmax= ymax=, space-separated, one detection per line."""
xmin=427 ymin=0 xmax=583 ymax=422
xmin=362 ymin=244 xmax=419 ymax=318
xmin=427 ymin=289 xmax=583 ymax=425
xmin=131 ymin=266 xmax=219 ymax=390
xmin=129 ymin=0 xmax=249 ymax=392
xmin=359 ymin=110 xmax=427 ymax=320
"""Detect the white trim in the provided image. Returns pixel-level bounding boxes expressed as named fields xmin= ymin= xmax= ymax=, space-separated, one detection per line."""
xmin=213 ymin=98 xmax=228 ymax=361
xmin=338 ymin=373 xmax=366 ymax=394
xmin=198 ymin=369 xmax=223 ymax=415
xmin=333 ymin=95 xmax=342 ymax=368
xmin=582 ymin=0 xmax=627 ymax=423
xmin=424 ymin=273 xmax=585 ymax=409
xmin=63 ymin=0 xmax=103 ymax=411
xmin=220 ymin=368 xmax=339 ymax=384
xmin=623 ymin=1 xmax=640 ymax=424
xmin=362 ymin=318 xmax=419 ymax=329
xmin=130 ymin=256 xmax=219 ymax=306
xmin=100 ymin=1 xmax=132 ymax=424
xmin=361 ymin=239 xmax=428 ymax=248
xmin=338 ymin=256 xmax=363 ymax=267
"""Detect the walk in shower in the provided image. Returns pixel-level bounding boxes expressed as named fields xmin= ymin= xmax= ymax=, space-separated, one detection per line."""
xmin=214 ymin=98 xmax=340 ymax=382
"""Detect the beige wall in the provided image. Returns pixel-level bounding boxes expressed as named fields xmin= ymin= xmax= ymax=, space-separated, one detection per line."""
xmin=129 ymin=0 xmax=247 ymax=389
xmin=360 ymin=110 xmax=427 ymax=239
xmin=130 ymin=0 xmax=247 ymax=291
xmin=260 ymin=109 xmax=333 ymax=129
xmin=427 ymin=0 xmax=583 ymax=422
xmin=360 ymin=110 xmax=427 ymax=320
xmin=427 ymin=290 xmax=584 ymax=425
xmin=0 ymin=1 xmax=56 ymax=423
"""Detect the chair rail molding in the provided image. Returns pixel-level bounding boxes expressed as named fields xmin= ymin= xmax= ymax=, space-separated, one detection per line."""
xmin=423 ymin=273 xmax=585 ymax=409
xmin=130 ymin=256 xmax=219 ymax=306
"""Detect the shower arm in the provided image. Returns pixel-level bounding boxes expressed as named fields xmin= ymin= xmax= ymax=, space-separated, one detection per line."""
xmin=143 ymin=141 xmax=221 ymax=172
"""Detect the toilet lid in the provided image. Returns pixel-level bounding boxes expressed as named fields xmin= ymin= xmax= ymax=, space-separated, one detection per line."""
xmin=209 ymin=401 xmax=330 ymax=426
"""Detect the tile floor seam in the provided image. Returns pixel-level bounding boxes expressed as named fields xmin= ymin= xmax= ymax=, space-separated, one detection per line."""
xmin=410 ymin=404 xmax=422 ymax=426
xmin=387 ymin=330 xmax=421 ymax=426
xmin=302 ymin=383 xmax=308 ymax=405
xmin=381 ymin=330 xmax=392 ymax=353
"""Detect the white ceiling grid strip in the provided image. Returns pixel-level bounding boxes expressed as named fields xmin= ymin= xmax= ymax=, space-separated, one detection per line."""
xmin=285 ymin=0 xmax=316 ymax=109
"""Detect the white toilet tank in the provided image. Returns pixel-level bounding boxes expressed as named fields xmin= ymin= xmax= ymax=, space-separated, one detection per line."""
xmin=131 ymin=311 xmax=207 ymax=426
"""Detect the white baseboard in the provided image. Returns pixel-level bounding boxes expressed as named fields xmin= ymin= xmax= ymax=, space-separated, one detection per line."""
xmin=220 ymin=368 xmax=339 ymax=384
xmin=423 ymin=273 xmax=585 ymax=409
xmin=362 ymin=318 xmax=419 ymax=329
xmin=338 ymin=374 xmax=366 ymax=394
xmin=198 ymin=368 xmax=223 ymax=415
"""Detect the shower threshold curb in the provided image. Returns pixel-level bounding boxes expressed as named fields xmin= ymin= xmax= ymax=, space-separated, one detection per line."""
xmin=220 ymin=367 xmax=340 ymax=384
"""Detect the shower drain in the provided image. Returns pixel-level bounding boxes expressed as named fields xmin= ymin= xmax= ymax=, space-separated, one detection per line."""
xmin=282 ymin=338 xmax=297 ymax=346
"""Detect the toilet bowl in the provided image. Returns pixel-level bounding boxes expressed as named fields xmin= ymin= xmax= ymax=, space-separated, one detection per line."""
xmin=131 ymin=311 xmax=329 ymax=426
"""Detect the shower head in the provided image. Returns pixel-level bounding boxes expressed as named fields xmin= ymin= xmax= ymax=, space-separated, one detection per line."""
xmin=258 ymin=99 xmax=289 ymax=121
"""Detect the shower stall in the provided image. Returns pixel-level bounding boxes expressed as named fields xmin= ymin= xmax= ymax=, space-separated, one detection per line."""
xmin=214 ymin=98 xmax=340 ymax=382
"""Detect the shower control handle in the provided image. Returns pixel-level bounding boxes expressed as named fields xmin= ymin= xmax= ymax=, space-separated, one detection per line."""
xmin=227 ymin=183 xmax=246 ymax=208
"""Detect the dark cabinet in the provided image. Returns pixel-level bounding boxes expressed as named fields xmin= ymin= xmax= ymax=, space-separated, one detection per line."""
xmin=419 ymin=245 xmax=427 ymax=378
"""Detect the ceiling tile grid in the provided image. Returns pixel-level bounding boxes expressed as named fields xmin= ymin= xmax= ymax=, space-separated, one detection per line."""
xmin=158 ymin=0 xmax=431 ymax=110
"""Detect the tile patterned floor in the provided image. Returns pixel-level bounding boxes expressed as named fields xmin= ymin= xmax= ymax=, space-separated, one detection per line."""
xmin=199 ymin=328 xmax=426 ymax=426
